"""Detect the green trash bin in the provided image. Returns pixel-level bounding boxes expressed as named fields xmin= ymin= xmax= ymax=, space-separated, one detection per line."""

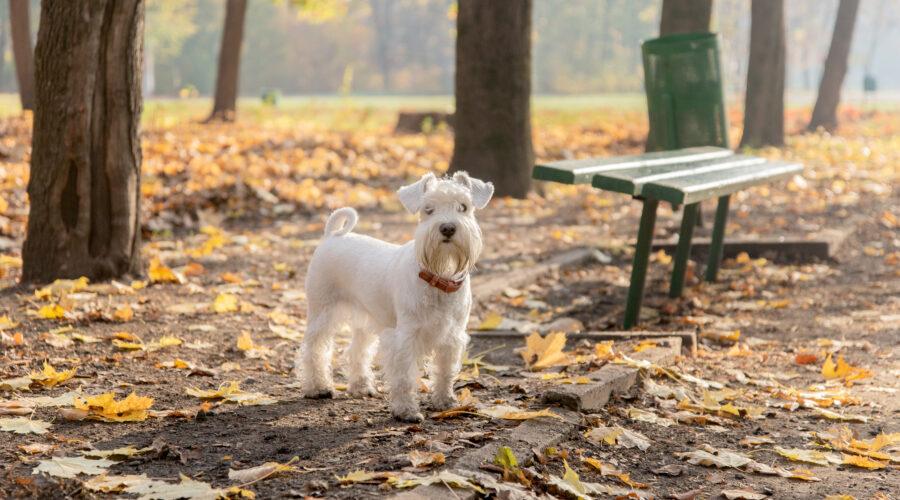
xmin=642 ymin=32 xmax=730 ymax=152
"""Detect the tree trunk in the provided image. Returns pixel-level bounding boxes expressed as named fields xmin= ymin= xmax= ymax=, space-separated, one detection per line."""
xmin=207 ymin=0 xmax=247 ymax=122
xmin=659 ymin=0 xmax=713 ymax=36
xmin=449 ymin=0 xmax=533 ymax=198
xmin=740 ymin=0 xmax=785 ymax=148
xmin=9 ymin=0 xmax=35 ymax=111
xmin=807 ymin=0 xmax=860 ymax=132
xmin=23 ymin=0 xmax=144 ymax=284
xmin=370 ymin=0 xmax=393 ymax=92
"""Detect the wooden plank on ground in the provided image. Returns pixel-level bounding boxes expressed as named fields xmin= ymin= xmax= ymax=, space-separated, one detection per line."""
xmin=651 ymin=226 xmax=853 ymax=262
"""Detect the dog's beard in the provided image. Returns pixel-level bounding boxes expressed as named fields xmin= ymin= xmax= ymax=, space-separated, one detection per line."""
xmin=416 ymin=221 xmax=482 ymax=279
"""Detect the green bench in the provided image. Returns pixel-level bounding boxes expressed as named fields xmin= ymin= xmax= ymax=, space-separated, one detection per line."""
xmin=533 ymin=147 xmax=802 ymax=329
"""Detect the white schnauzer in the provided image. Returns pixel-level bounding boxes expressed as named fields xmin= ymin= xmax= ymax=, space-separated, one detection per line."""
xmin=296 ymin=171 xmax=493 ymax=422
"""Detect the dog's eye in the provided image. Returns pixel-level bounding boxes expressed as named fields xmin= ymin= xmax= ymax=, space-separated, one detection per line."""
xmin=423 ymin=207 xmax=434 ymax=215
xmin=458 ymin=203 xmax=468 ymax=213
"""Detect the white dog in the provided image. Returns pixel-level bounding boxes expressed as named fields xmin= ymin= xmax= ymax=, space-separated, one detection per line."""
xmin=296 ymin=171 xmax=493 ymax=422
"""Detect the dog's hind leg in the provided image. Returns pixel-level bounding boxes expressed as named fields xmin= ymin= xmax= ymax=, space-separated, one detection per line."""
xmin=346 ymin=328 xmax=379 ymax=398
xmin=297 ymin=307 xmax=339 ymax=399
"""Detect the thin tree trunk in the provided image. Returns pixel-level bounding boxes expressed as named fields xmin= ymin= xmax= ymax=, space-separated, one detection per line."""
xmin=807 ymin=0 xmax=860 ymax=132
xmin=659 ymin=0 xmax=713 ymax=36
xmin=23 ymin=0 xmax=144 ymax=283
xmin=207 ymin=0 xmax=246 ymax=122
xmin=9 ymin=0 xmax=35 ymax=111
xmin=370 ymin=0 xmax=393 ymax=92
xmin=740 ymin=0 xmax=785 ymax=148
xmin=449 ymin=0 xmax=533 ymax=198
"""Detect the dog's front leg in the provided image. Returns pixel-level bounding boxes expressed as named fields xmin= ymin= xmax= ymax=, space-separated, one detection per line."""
xmin=430 ymin=337 xmax=465 ymax=411
xmin=382 ymin=328 xmax=423 ymax=422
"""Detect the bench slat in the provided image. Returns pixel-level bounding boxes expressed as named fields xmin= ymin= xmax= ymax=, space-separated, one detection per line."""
xmin=532 ymin=146 xmax=732 ymax=185
xmin=591 ymin=155 xmax=766 ymax=196
xmin=641 ymin=160 xmax=803 ymax=205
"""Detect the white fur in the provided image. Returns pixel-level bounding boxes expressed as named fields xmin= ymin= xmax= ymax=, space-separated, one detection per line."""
xmin=296 ymin=172 xmax=494 ymax=422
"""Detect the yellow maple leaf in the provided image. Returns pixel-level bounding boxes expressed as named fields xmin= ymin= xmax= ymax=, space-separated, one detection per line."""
xmin=655 ymin=249 xmax=672 ymax=265
xmin=594 ymin=341 xmax=614 ymax=359
xmin=35 ymin=304 xmax=67 ymax=320
xmin=841 ymin=454 xmax=887 ymax=470
xmin=148 ymin=257 xmax=181 ymax=284
xmin=521 ymin=331 xmax=570 ymax=370
xmin=476 ymin=312 xmax=504 ymax=330
xmin=213 ymin=293 xmax=239 ymax=313
xmin=821 ymin=354 xmax=871 ymax=382
xmin=156 ymin=336 xmax=182 ymax=348
xmin=74 ymin=392 xmax=154 ymax=422
xmin=236 ymin=331 xmax=254 ymax=351
xmin=34 ymin=277 xmax=89 ymax=300
xmin=29 ymin=362 xmax=76 ymax=388
xmin=633 ymin=340 xmax=658 ymax=352
xmin=186 ymin=381 xmax=243 ymax=400
xmin=113 ymin=305 xmax=134 ymax=322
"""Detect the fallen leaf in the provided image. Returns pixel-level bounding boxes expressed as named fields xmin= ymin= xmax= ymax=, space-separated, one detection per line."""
xmin=228 ymin=457 xmax=298 ymax=483
xmin=822 ymin=354 xmax=871 ymax=382
xmin=29 ymin=362 xmax=77 ymax=388
xmin=722 ymin=489 xmax=767 ymax=500
xmin=35 ymin=304 xmax=67 ymax=320
xmin=0 ymin=417 xmax=51 ymax=434
xmin=476 ymin=312 xmax=504 ymax=330
xmin=408 ymin=450 xmax=445 ymax=468
xmin=32 ymin=456 xmax=115 ymax=478
xmin=481 ymin=405 xmax=562 ymax=421
xmin=336 ymin=470 xmax=397 ymax=484
xmin=125 ymin=474 xmax=227 ymax=499
xmin=840 ymin=453 xmax=887 ymax=470
xmin=774 ymin=446 xmax=841 ymax=466
xmin=521 ymin=331 xmax=570 ymax=370
xmin=585 ymin=425 xmax=651 ymax=450
xmin=395 ymin=470 xmax=485 ymax=493
xmin=83 ymin=474 xmax=152 ymax=493
xmin=148 ymin=258 xmax=182 ymax=284
xmin=213 ymin=293 xmax=239 ymax=313
xmin=73 ymin=392 xmax=154 ymax=422
xmin=186 ymin=381 xmax=276 ymax=406
xmin=113 ymin=305 xmax=134 ymax=322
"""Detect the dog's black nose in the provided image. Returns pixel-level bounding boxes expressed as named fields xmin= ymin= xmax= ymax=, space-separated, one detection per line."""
xmin=439 ymin=223 xmax=456 ymax=238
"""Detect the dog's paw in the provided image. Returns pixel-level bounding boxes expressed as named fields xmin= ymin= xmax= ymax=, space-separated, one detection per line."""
xmin=347 ymin=381 xmax=378 ymax=398
xmin=392 ymin=409 xmax=425 ymax=423
xmin=303 ymin=389 xmax=335 ymax=399
xmin=429 ymin=394 xmax=458 ymax=411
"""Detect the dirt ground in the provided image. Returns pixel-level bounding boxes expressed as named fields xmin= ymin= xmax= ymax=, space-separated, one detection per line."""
xmin=1 ymin=110 xmax=898 ymax=499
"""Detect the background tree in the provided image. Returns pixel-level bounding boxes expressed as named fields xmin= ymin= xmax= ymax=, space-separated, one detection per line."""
xmin=9 ymin=0 xmax=34 ymax=110
xmin=659 ymin=0 xmax=712 ymax=36
xmin=740 ymin=0 xmax=785 ymax=148
xmin=207 ymin=0 xmax=247 ymax=122
xmin=23 ymin=0 xmax=144 ymax=283
xmin=450 ymin=0 xmax=533 ymax=198
xmin=807 ymin=0 xmax=861 ymax=132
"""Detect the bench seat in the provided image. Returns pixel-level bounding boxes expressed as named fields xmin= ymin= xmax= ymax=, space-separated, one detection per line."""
xmin=532 ymin=146 xmax=803 ymax=329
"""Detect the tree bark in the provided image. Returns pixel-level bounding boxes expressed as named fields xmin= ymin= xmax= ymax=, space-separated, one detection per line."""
xmin=807 ymin=0 xmax=860 ymax=132
xmin=9 ymin=0 xmax=35 ymax=111
xmin=659 ymin=0 xmax=713 ymax=36
xmin=740 ymin=0 xmax=785 ymax=148
xmin=23 ymin=0 xmax=144 ymax=284
xmin=450 ymin=0 xmax=533 ymax=198
xmin=370 ymin=0 xmax=393 ymax=92
xmin=207 ymin=0 xmax=247 ymax=122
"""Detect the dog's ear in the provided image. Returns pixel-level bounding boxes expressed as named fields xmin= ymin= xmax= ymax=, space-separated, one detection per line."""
xmin=454 ymin=171 xmax=493 ymax=209
xmin=397 ymin=173 xmax=436 ymax=213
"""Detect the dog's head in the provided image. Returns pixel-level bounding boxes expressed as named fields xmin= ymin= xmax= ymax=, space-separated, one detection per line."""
xmin=397 ymin=172 xmax=493 ymax=279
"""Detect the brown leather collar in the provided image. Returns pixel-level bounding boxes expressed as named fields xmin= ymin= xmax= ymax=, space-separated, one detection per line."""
xmin=418 ymin=270 xmax=465 ymax=293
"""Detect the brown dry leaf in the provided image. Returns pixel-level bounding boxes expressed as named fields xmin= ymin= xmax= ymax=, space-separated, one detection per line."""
xmin=32 ymin=456 xmax=115 ymax=478
xmin=585 ymin=425 xmax=652 ymax=450
xmin=582 ymin=456 xmax=648 ymax=489
xmin=186 ymin=381 xmax=276 ymax=406
xmin=408 ymin=450 xmax=445 ymax=468
xmin=521 ymin=331 xmax=570 ymax=370
xmin=228 ymin=457 xmax=298 ymax=483
xmin=721 ymin=489 xmax=767 ymax=500
xmin=481 ymin=405 xmax=562 ymax=421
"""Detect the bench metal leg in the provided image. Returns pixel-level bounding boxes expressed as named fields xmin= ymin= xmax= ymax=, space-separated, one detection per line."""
xmin=624 ymin=198 xmax=659 ymax=330
xmin=669 ymin=202 xmax=700 ymax=298
xmin=705 ymin=195 xmax=731 ymax=282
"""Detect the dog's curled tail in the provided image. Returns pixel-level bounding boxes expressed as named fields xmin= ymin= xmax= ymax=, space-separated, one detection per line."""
xmin=323 ymin=207 xmax=358 ymax=237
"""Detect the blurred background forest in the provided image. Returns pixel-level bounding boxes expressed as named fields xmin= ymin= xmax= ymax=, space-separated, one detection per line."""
xmin=0 ymin=0 xmax=898 ymax=102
